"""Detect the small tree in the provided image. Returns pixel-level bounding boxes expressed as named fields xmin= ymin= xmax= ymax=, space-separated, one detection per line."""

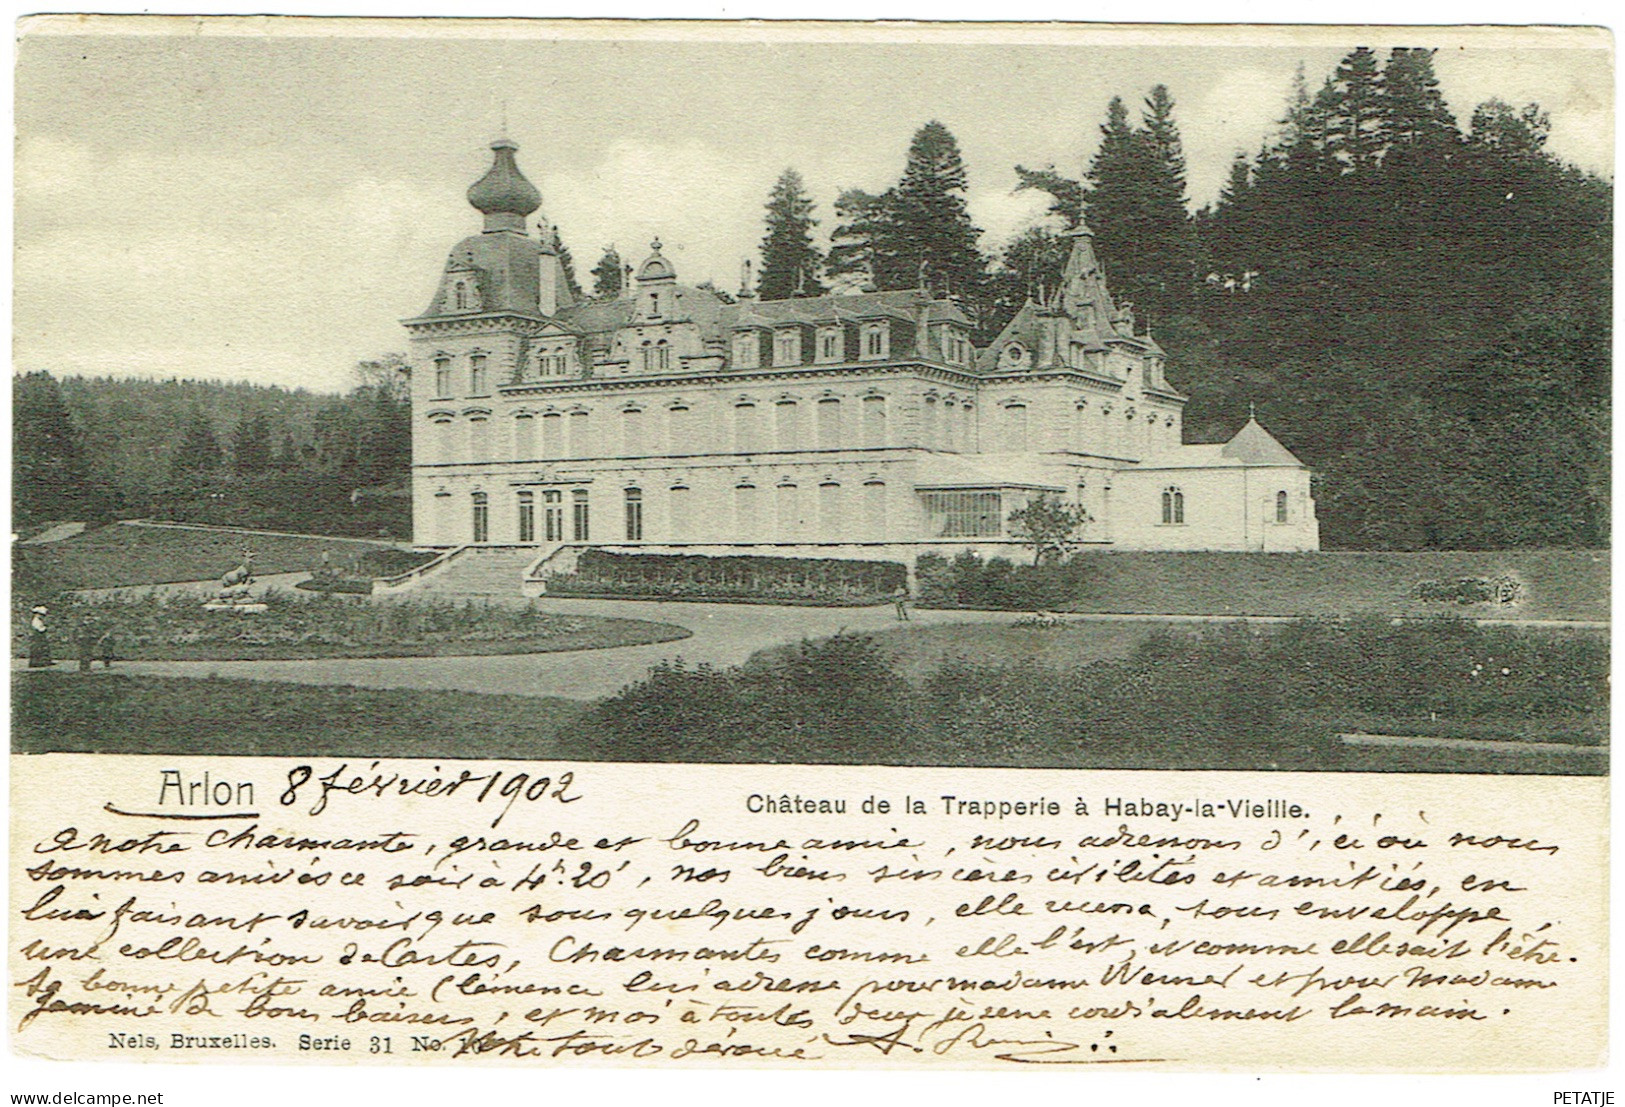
xmin=1007 ymin=493 xmax=1090 ymax=565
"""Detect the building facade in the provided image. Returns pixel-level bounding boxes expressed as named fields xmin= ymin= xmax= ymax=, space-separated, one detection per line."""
xmin=404 ymin=140 xmax=1320 ymax=562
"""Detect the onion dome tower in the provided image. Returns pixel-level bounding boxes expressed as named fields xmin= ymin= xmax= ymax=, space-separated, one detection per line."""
xmin=467 ymin=138 xmax=542 ymax=234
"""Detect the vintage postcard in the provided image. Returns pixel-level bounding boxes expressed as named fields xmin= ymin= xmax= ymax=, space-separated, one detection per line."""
xmin=8 ymin=14 xmax=1612 ymax=1092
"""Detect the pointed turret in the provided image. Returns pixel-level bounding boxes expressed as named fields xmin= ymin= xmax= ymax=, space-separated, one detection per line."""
xmin=467 ymin=138 xmax=542 ymax=234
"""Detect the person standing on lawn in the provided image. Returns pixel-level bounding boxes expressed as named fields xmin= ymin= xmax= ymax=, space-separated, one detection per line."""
xmin=75 ymin=615 xmax=99 ymax=673
xmin=893 ymin=587 xmax=911 ymax=622
xmin=28 ymin=605 xmax=53 ymax=668
xmin=97 ymin=621 xmax=118 ymax=669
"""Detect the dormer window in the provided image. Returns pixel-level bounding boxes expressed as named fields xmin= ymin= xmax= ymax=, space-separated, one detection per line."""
xmin=1002 ymin=343 xmax=1027 ymax=370
xmin=774 ymin=328 xmax=801 ymax=367
xmin=862 ymin=323 xmax=888 ymax=361
xmin=817 ymin=326 xmax=843 ymax=364
xmin=454 ymin=281 xmax=470 ymax=311
xmin=649 ymin=291 xmax=662 ymax=319
xmin=733 ymin=331 xmax=760 ymax=369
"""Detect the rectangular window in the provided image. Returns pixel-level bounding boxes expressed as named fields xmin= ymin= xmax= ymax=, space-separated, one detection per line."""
xmin=469 ymin=416 xmax=491 ymax=460
xmin=733 ymin=332 xmax=759 ymax=369
xmin=515 ymin=414 xmax=537 ymax=458
xmin=543 ymin=490 xmax=564 ymax=541
xmin=734 ymin=484 xmax=759 ymax=541
xmin=1003 ymin=404 xmax=1029 ymax=452
xmin=469 ymin=354 xmax=488 ymax=395
xmin=434 ymin=358 xmax=452 ymax=398
xmin=541 ymin=412 xmax=563 ymax=459
xmin=572 ymin=489 xmax=590 ymax=541
xmin=471 ymin=492 xmax=490 ymax=543
xmin=668 ymin=485 xmax=689 ymax=541
xmin=922 ymin=491 xmax=1002 ymax=538
xmin=625 ymin=488 xmax=644 ymax=540
xmin=862 ymin=324 xmax=888 ymax=360
xmin=517 ymin=491 xmax=536 ymax=543
xmin=818 ymin=327 xmax=842 ymax=364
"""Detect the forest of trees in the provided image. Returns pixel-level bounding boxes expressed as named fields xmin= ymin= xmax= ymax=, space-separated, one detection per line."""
xmin=13 ymin=48 xmax=1609 ymax=551
xmin=13 ymin=358 xmax=412 ymax=538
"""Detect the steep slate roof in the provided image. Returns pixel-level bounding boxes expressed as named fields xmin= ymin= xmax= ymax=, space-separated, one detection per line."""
xmin=1220 ymin=417 xmax=1304 ymax=465
xmin=1136 ymin=418 xmax=1306 ymax=470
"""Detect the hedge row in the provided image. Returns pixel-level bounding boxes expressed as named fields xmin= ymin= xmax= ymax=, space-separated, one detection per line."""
xmin=548 ymin=550 xmax=907 ymax=604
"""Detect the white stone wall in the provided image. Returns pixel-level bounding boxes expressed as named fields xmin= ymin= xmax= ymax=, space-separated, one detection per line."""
xmin=1111 ymin=464 xmax=1319 ymax=551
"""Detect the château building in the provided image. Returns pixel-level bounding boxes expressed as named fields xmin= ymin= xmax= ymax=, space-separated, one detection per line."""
xmin=403 ymin=139 xmax=1319 ymax=568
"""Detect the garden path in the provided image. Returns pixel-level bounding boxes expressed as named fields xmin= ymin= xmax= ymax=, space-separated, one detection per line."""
xmin=76 ymin=598 xmax=1029 ymax=700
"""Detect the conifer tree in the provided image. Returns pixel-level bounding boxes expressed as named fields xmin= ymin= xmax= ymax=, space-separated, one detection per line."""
xmin=826 ymin=188 xmax=887 ymax=292
xmin=551 ymin=228 xmax=584 ymax=302
xmin=756 ymin=168 xmax=827 ymax=301
xmin=1379 ymin=48 xmax=1458 ymax=154
xmin=14 ymin=370 xmax=95 ymax=523
xmin=1326 ymin=47 xmax=1385 ymax=171
xmin=591 ymin=247 xmax=624 ymax=298
xmin=171 ymin=409 xmax=222 ymax=479
xmin=874 ymin=121 xmax=986 ymax=300
xmin=230 ymin=412 xmax=274 ymax=475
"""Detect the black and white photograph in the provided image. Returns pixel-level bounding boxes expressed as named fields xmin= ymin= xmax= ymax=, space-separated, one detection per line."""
xmin=5 ymin=14 xmax=1613 ymax=1086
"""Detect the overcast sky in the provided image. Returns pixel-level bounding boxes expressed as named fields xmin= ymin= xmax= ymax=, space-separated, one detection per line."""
xmin=14 ymin=19 xmax=1613 ymax=393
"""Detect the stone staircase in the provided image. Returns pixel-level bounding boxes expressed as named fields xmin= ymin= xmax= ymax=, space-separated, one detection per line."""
xmin=374 ymin=545 xmax=542 ymax=599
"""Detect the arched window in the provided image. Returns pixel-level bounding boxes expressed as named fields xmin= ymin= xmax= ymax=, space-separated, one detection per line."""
xmin=1276 ymin=490 xmax=1289 ymax=523
xmin=666 ymin=404 xmax=691 ymax=454
xmin=1161 ymin=486 xmax=1185 ymax=525
xmin=541 ymin=412 xmax=564 ymax=459
xmin=469 ymin=354 xmax=488 ymax=396
xmin=922 ymin=395 xmax=941 ymax=450
xmin=434 ymin=357 xmax=452 ymax=398
xmin=774 ymin=329 xmax=801 ymax=366
xmin=818 ymin=326 xmax=842 ymax=363
xmin=571 ymin=489 xmax=590 ymax=541
xmin=471 ymin=491 xmax=489 ymax=543
xmin=863 ymin=480 xmax=887 ymax=541
xmin=624 ymin=487 xmax=644 ymax=540
xmin=734 ymin=401 xmax=761 ymax=453
xmin=733 ymin=331 xmax=759 ymax=369
xmin=862 ymin=395 xmax=887 ymax=448
xmin=517 ymin=490 xmax=536 ymax=543
xmin=468 ymin=415 xmax=491 ymax=461
xmin=862 ymin=323 xmax=888 ymax=360
xmin=514 ymin=413 xmax=537 ymax=459
xmin=775 ymin=482 xmax=800 ymax=539
xmin=568 ymin=410 xmax=590 ymax=457
xmin=640 ymin=341 xmax=656 ymax=374
xmin=621 ymin=408 xmax=644 ymax=456
xmin=668 ymin=484 xmax=690 ymax=541
xmin=817 ymin=481 xmax=842 ymax=538
xmin=817 ymin=397 xmax=842 ymax=449
xmin=543 ymin=490 xmax=564 ymax=542
xmin=734 ymin=483 xmax=759 ymax=541
xmin=775 ymin=399 xmax=800 ymax=450
xmin=656 ymin=340 xmax=671 ymax=373
xmin=1003 ymin=403 xmax=1029 ymax=452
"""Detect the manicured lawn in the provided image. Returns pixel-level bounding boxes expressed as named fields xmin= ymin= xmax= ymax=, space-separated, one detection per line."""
xmin=15 ymin=523 xmax=394 ymax=594
xmin=919 ymin=549 xmax=1609 ymax=621
xmin=12 ymin=672 xmax=585 ymax=758
xmin=845 ymin=621 xmax=1156 ymax=683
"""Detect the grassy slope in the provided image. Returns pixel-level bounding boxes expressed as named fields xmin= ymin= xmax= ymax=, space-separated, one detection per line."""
xmin=16 ymin=524 xmax=394 ymax=593
xmin=944 ymin=549 xmax=1610 ymax=621
xmin=12 ymin=672 xmax=584 ymax=758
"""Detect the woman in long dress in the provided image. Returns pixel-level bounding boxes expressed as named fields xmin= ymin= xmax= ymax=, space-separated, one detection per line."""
xmin=28 ymin=605 xmax=53 ymax=668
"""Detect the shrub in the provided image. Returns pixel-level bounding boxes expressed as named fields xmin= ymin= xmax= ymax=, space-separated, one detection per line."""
xmin=549 ymin=550 xmax=907 ymax=605
xmin=1413 ymin=575 xmax=1525 ymax=606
